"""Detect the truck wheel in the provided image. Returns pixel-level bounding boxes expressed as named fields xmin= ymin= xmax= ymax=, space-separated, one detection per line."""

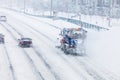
xmin=60 ymin=43 xmax=64 ymax=51
xmin=63 ymin=46 xmax=69 ymax=54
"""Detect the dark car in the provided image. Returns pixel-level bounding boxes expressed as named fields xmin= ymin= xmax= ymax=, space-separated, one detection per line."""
xmin=0 ymin=33 xmax=4 ymax=44
xmin=18 ymin=38 xmax=32 ymax=47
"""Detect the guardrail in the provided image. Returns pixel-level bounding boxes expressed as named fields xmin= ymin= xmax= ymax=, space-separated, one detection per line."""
xmin=25 ymin=14 xmax=109 ymax=31
xmin=44 ymin=16 xmax=109 ymax=31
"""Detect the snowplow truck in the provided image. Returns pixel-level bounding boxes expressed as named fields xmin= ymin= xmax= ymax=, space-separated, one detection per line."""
xmin=59 ymin=28 xmax=87 ymax=55
xmin=0 ymin=33 xmax=4 ymax=44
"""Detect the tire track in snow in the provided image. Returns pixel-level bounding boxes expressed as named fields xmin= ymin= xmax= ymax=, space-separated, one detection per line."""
xmin=75 ymin=57 xmax=120 ymax=80
xmin=0 ymin=22 xmax=45 ymax=80
xmin=19 ymin=15 xmax=62 ymax=30
xmin=3 ymin=45 xmax=17 ymax=80
xmin=7 ymin=21 xmax=53 ymax=42
xmin=0 ymin=23 xmax=16 ymax=80
xmin=76 ymin=57 xmax=107 ymax=80
xmin=3 ymin=22 xmax=61 ymax=80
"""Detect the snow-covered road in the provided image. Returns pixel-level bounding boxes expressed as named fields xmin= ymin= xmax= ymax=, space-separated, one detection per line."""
xmin=0 ymin=8 xmax=120 ymax=80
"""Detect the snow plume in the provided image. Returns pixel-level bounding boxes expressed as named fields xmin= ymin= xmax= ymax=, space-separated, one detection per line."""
xmin=86 ymin=27 xmax=120 ymax=76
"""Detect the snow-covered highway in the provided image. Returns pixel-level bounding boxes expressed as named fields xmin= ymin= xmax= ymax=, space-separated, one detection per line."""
xmin=0 ymin=8 xmax=120 ymax=80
